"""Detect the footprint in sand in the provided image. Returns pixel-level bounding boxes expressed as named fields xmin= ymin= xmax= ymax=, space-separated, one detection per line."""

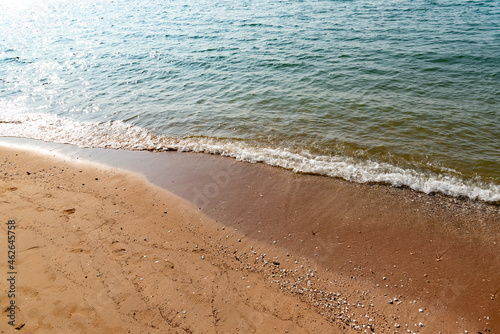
xmin=62 ymin=208 xmax=76 ymax=215
xmin=19 ymin=286 xmax=40 ymax=299
xmin=71 ymin=248 xmax=89 ymax=254
xmin=152 ymin=260 xmax=175 ymax=272
xmin=112 ymin=248 xmax=127 ymax=257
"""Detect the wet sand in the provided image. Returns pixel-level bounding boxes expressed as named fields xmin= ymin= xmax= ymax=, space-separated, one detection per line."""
xmin=0 ymin=139 xmax=499 ymax=333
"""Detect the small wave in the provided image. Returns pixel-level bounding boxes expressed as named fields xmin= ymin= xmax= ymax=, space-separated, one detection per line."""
xmin=0 ymin=112 xmax=499 ymax=203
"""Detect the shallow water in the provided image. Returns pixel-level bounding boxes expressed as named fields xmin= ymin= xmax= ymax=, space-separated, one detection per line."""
xmin=1 ymin=0 xmax=499 ymax=201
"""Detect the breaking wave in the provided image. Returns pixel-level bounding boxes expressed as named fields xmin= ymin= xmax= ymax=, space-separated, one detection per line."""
xmin=1 ymin=111 xmax=498 ymax=203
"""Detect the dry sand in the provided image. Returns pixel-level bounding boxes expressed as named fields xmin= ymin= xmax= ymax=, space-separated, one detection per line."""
xmin=0 ymin=144 xmax=499 ymax=333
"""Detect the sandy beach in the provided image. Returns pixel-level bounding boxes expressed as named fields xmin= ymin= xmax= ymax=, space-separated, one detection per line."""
xmin=2 ymin=0 xmax=500 ymax=332
xmin=1 ymin=143 xmax=499 ymax=333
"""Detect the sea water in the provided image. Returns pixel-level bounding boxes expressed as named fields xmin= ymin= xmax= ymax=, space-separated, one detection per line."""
xmin=1 ymin=0 xmax=499 ymax=202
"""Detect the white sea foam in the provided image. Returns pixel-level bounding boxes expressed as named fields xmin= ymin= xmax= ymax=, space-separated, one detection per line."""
xmin=1 ymin=111 xmax=499 ymax=203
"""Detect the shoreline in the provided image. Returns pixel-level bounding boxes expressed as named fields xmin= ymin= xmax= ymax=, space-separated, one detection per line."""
xmin=0 ymin=138 xmax=499 ymax=333
xmin=0 ymin=144 xmax=346 ymax=333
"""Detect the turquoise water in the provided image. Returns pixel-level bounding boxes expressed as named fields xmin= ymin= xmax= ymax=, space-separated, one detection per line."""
xmin=1 ymin=0 xmax=499 ymax=202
